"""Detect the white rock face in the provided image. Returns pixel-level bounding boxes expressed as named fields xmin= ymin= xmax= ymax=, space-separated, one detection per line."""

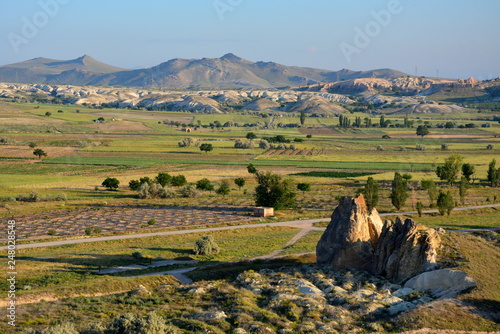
xmin=404 ymin=269 xmax=476 ymax=299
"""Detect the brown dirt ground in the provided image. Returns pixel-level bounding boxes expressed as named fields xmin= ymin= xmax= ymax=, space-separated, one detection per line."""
xmin=0 ymin=145 xmax=77 ymax=158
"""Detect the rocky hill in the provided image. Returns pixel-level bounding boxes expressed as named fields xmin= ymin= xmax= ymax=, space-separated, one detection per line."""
xmin=0 ymin=83 xmax=356 ymax=115
xmin=0 ymin=54 xmax=408 ymax=89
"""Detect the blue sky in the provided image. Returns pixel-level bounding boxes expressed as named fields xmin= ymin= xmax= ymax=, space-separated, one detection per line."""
xmin=1 ymin=0 xmax=499 ymax=79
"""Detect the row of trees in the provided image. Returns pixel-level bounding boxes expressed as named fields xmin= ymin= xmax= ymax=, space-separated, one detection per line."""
xmin=362 ymin=156 xmax=499 ymax=216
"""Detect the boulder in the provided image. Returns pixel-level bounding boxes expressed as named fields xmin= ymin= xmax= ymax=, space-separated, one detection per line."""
xmin=404 ymin=269 xmax=476 ymax=298
xmin=316 ymin=195 xmax=383 ymax=272
xmin=316 ymin=195 xmax=441 ymax=282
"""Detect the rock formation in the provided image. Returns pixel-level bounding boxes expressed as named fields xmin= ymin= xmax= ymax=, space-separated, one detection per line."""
xmin=316 ymin=195 xmax=384 ymax=272
xmin=316 ymin=195 xmax=441 ymax=282
xmin=373 ymin=217 xmax=441 ymax=281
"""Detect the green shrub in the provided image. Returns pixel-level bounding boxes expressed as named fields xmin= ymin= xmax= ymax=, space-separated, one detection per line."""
xmin=17 ymin=191 xmax=41 ymax=202
xmin=193 ymin=235 xmax=220 ymax=255
xmin=55 ymin=193 xmax=67 ymax=201
xmin=24 ymin=322 xmax=79 ymax=334
xmin=180 ymin=185 xmax=201 ymax=198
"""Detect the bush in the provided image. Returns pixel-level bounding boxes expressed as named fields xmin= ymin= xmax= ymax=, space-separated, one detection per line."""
xmin=138 ymin=183 xmax=152 ymax=199
xmin=196 ymin=178 xmax=214 ymax=191
xmin=156 ymin=172 xmax=172 ymax=187
xmin=234 ymin=139 xmax=254 ymax=149
xmin=129 ymin=179 xmax=142 ymax=191
xmin=24 ymin=322 xmax=79 ymax=334
xmin=180 ymin=185 xmax=201 ymax=198
xmin=132 ymin=251 xmax=143 ymax=259
xmin=215 ymin=180 xmax=231 ymax=197
xmin=171 ymin=175 xmax=187 ymax=187
xmin=55 ymin=193 xmax=67 ymax=201
xmin=178 ymin=137 xmax=197 ymax=148
xmin=104 ymin=313 xmax=177 ymax=334
xmin=138 ymin=183 xmax=176 ymax=199
xmin=85 ymin=226 xmax=101 ymax=236
xmin=416 ymin=144 xmax=426 ymax=151
xmin=259 ymin=139 xmax=271 ymax=150
xmin=17 ymin=191 xmax=41 ymax=202
xmin=193 ymin=235 xmax=220 ymax=255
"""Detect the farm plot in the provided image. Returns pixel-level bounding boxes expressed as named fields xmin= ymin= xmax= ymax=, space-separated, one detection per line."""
xmin=10 ymin=204 xmax=257 ymax=240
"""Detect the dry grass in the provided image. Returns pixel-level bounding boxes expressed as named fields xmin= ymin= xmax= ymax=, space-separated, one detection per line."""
xmin=398 ymin=232 xmax=500 ymax=332
xmin=85 ymin=120 xmax=153 ymax=132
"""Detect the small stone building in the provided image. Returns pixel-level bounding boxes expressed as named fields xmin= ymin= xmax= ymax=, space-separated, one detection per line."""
xmin=254 ymin=207 xmax=274 ymax=217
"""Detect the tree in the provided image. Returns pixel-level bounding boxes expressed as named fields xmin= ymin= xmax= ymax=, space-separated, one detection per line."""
xmin=437 ymin=190 xmax=454 ymax=216
xmin=155 ymin=172 xmax=172 ymax=187
xmin=102 ymin=177 xmax=120 ymax=191
xmin=390 ymin=172 xmax=408 ymax=210
xmin=379 ymin=115 xmax=386 ymax=128
xmin=247 ymin=163 xmax=258 ymax=174
xmin=234 ymin=177 xmax=246 ymax=190
xmin=300 ymin=111 xmax=306 ymax=126
xmin=28 ymin=142 xmax=37 ymax=149
xmin=297 ymin=182 xmax=311 ymax=193
xmin=461 ymin=163 xmax=475 ymax=182
xmin=171 ymin=175 xmax=187 ymax=187
xmin=215 ymin=180 xmax=231 ymax=197
xmin=487 ymin=159 xmax=500 ymax=187
xmin=421 ymin=179 xmax=438 ymax=206
xmin=139 ymin=177 xmax=153 ymax=186
xmin=364 ymin=117 xmax=372 ymax=128
xmin=436 ymin=154 xmax=463 ymax=186
xmin=362 ymin=177 xmax=379 ymax=211
xmin=199 ymin=143 xmax=213 ymax=153
xmin=246 ymin=132 xmax=257 ymax=140
xmin=33 ymin=148 xmax=47 ymax=159
xmin=193 ymin=235 xmax=220 ymax=255
xmin=255 ymin=171 xmax=296 ymax=210
xmin=196 ymin=178 xmax=214 ymax=191
xmin=459 ymin=176 xmax=469 ymax=205
xmin=416 ymin=125 xmax=430 ymax=137
xmin=129 ymin=179 xmax=141 ymax=191
xmin=416 ymin=201 xmax=424 ymax=217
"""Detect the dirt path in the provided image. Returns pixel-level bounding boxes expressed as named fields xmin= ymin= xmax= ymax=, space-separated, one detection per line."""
xmin=2 ymin=203 xmax=499 ymax=251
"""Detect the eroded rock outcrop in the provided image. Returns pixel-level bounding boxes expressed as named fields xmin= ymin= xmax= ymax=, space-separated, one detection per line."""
xmin=316 ymin=195 xmax=384 ymax=272
xmin=316 ymin=195 xmax=441 ymax=282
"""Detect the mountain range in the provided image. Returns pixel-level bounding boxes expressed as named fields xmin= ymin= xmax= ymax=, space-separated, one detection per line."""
xmin=0 ymin=54 xmax=409 ymax=89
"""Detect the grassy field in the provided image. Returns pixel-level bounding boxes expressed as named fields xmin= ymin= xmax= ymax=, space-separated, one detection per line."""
xmin=0 ymin=99 xmax=498 ymax=220
xmin=0 ymin=226 xmax=299 ymax=296
xmin=0 ymin=98 xmax=499 ymax=333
